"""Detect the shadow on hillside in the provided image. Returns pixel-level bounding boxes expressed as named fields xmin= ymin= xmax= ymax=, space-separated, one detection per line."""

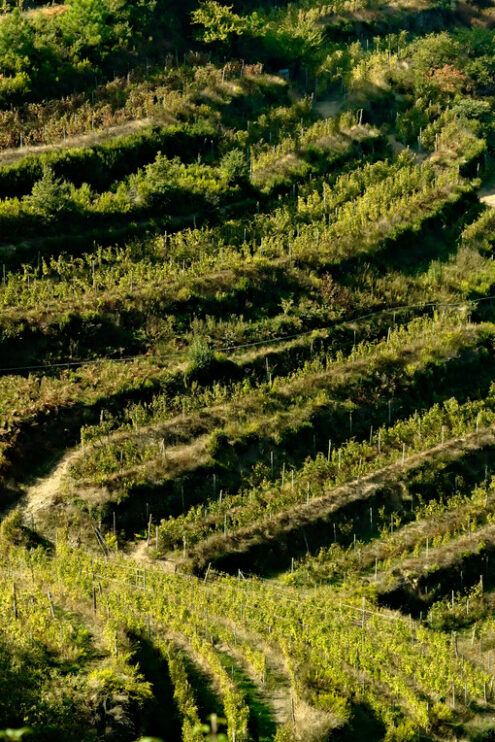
xmin=122 ymin=634 xmax=184 ymax=741
xmin=333 ymin=702 xmax=387 ymax=742
xmin=201 ymin=442 xmax=495 ymax=580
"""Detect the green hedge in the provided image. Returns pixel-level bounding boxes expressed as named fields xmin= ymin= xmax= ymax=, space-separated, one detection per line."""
xmin=0 ymin=121 xmax=219 ymax=198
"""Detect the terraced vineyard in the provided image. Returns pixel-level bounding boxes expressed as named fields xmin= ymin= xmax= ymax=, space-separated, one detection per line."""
xmin=5 ymin=0 xmax=495 ymax=740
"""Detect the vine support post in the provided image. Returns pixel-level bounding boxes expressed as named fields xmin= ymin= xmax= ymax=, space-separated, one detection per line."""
xmin=147 ymin=514 xmax=152 ymax=547
xmin=47 ymin=591 xmax=55 ymax=618
xmin=12 ymin=582 xmax=17 ymax=620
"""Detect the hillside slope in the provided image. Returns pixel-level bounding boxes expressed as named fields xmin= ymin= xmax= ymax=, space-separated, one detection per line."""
xmin=3 ymin=0 xmax=495 ymax=740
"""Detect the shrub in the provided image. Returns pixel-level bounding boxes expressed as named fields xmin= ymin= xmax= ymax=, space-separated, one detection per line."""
xmin=187 ymin=336 xmax=215 ymax=372
xmin=0 ymin=510 xmax=25 ymax=546
xmin=26 ymin=166 xmax=73 ymax=221
xmin=220 ymin=148 xmax=250 ymax=185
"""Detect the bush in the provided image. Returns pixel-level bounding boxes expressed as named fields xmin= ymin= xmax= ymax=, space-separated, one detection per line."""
xmin=184 ymin=338 xmax=242 ymax=385
xmin=187 ymin=336 xmax=215 ymax=372
xmin=220 ymin=148 xmax=250 ymax=185
xmin=0 ymin=510 xmax=26 ymax=546
xmin=0 ymin=123 xmax=220 ymax=199
xmin=26 ymin=166 xmax=73 ymax=221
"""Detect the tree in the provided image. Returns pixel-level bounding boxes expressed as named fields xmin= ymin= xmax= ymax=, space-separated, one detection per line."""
xmin=59 ymin=0 xmax=116 ymax=55
xmin=187 ymin=336 xmax=214 ymax=373
xmin=27 ymin=166 xmax=73 ymax=220
xmin=191 ymin=1 xmax=247 ymax=44
xmin=0 ymin=9 xmax=35 ymax=74
xmin=220 ymin=149 xmax=249 ymax=185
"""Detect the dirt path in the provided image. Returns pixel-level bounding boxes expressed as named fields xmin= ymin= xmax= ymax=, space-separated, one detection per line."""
xmin=133 ymin=539 xmax=178 ymax=573
xmin=256 ymin=644 xmax=334 ymax=741
xmin=218 ymin=622 xmax=292 ymax=727
xmin=377 ymin=520 xmax=495 ymax=596
xmin=216 ymin=619 xmax=335 ymax=740
xmin=22 ymin=446 xmax=88 ymax=524
xmin=0 ymin=117 xmax=152 ymax=166
xmin=479 ymin=178 xmax=495 ymax=208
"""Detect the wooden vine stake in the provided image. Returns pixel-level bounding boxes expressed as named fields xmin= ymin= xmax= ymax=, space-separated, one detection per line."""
xmin=47 ymin=590 xmax=55 ymax=618
xmin=147 ymin=513 xmax=152 ymax=546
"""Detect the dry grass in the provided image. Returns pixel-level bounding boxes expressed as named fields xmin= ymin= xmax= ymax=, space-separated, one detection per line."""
xmin=377 ymin=521 xmax=495 ymax=596
xmin=0 ymin=117 xmax=152 ymax=166
xmin=479 ymin=178 xmax=495 ymax=208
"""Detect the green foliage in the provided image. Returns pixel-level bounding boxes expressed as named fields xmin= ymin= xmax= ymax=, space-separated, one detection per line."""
xmin=219 ymin=148 xmax=249 ymax=185
xmin=0 ymin=511 xmax=26 ymax=547
xmin=0 ymin=123 xmax=219 ymax=199
xmin=192 ymin=1 xmax=248 ymax=44
xmin=60 ymin=0 xmax=115 ymax=53
xmin=26 ymin=166 xmax=73 ymax=221
xmin=187 ymin=336 xmax=215 ymax=374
